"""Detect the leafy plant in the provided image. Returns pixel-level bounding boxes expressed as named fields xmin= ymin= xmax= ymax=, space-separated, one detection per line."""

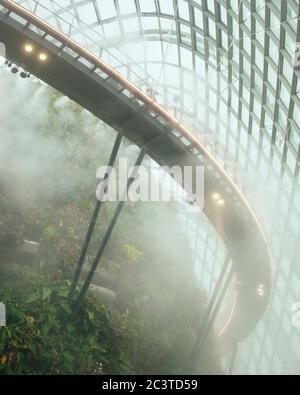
xmin=123 ymin=244 xmax=144 ymax=263
xmin=0 ymin=273 xmax=133 ymax=375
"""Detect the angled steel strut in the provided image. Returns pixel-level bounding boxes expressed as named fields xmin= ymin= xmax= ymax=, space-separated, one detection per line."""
xmin=67 ymin=131 xmax=123 ymax=304
xmin=191 ymin=254 xmax=233 ymax=367
xmin=71 ymin=147 xmax=146 ymax=317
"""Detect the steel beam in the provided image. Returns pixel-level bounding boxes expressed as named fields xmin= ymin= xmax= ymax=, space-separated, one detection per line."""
xmin=191 ymin=256 xmax=233 ymax=367
xmin=67 ymin=131 xmax=123 ymax=303
xmin=71 ymin=147 xmax=146 ymax=316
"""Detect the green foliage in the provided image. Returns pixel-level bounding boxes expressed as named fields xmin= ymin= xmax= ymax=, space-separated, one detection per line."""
xmin=123 ymin=244 xmax=144 ymax=262
xmin=0 ymin=273 xmax=133 ymax=375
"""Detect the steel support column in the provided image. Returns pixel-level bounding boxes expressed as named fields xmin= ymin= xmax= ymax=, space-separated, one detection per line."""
xmin=191 ymin=255 xmax=234 ymax=367
xmin=67 ymin=131 xmax=123 ymax=303
xmin=71 ymin=147 xmax=146 ymax=317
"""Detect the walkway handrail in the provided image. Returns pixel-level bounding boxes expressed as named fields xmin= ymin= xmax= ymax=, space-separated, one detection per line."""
xmin=0 ymin=0 xmax=272 ymax=346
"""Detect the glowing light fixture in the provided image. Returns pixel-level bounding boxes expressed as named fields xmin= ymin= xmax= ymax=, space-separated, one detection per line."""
xmin=24 ymin=44 xmax=33 ymax=53
xmin=39 ymin=53 xmax=47 ymax=62
xmin=212 ymin=192 xmax=225 ymax=206
xmin=257 ymin=284 xmax=265 ymax=297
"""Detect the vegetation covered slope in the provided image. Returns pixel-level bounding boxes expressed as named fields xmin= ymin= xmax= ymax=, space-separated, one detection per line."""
xmin=0 ymin=73 xmax=222 ymax=375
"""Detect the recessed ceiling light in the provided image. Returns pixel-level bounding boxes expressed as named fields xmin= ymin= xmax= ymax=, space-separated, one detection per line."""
xmin=257 ymin=284 xmax=265 ymax=297
xmin=39 ymin=53 xmax=47 ymax=61
xmin=24 ymin=44 xmax=33 ymax=53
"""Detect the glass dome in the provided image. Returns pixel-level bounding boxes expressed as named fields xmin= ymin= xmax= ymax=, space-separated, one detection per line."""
xmin=1 ymin=0 xmax=300 ymax=375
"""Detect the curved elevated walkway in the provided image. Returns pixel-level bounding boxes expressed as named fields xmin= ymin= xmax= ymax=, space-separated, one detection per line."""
xmin=0 ymin=0 xmax=272 ymax=348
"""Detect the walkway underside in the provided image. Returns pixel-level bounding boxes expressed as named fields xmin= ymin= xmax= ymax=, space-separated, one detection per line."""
xmin=0 ymin=0 xmax=272 ymax=351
